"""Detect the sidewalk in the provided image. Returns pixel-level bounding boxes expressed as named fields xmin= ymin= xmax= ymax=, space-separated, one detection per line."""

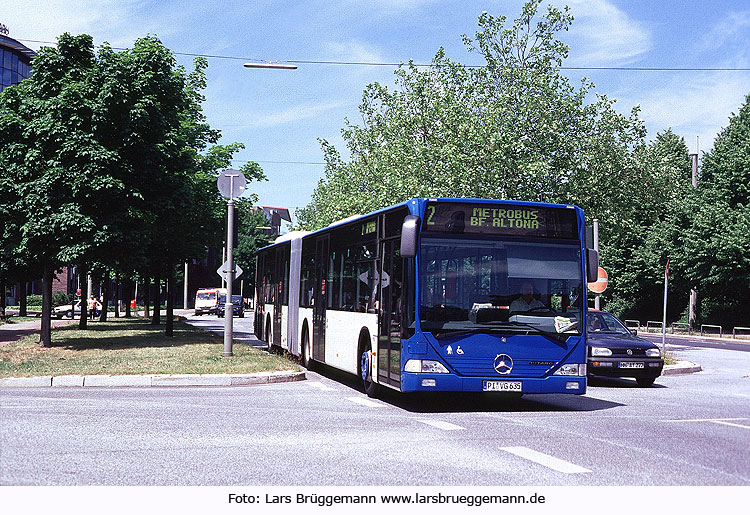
xmin=0 ymin=319 xmax=76 ymax=346
xmin=0 ymin=370 xmax=306 ymax=388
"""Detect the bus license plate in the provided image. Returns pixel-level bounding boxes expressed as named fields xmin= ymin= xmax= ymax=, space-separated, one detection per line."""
xmin=483 ymin=381 xmax=522 ymax=392
xmin=619 ymin=362 xmax=645 ymax=369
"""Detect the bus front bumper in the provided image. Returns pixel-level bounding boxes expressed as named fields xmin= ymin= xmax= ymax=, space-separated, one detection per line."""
xmin=400 ymin=373 xmax=586 ymax=394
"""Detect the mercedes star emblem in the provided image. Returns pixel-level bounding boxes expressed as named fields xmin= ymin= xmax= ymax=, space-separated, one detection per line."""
xmin=493 ymin=354 xmax=514 ymax=375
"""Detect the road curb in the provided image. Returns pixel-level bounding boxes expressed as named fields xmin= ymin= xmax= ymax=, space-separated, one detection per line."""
xmin=663 ymin=361 xmax=702 ymax=375
xmin=0 ymin=370 xmax=306 ymax=388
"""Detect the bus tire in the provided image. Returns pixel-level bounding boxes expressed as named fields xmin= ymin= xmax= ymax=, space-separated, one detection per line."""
xmin=359 ymin=333 xmax=377 ymax=398
xmin=301 ymin=326 xmax=312 ymax=370
xmin=265 ymin=315 xmax=272 ymax=351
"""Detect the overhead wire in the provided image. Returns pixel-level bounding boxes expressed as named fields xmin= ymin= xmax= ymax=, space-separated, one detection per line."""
xmin=13 ymin=39 xmax=750 ymax=72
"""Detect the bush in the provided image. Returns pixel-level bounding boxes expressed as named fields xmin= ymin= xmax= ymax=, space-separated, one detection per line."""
xmin=26 ymin=294 xmax=43 ymax=307
xmin=52 ymin=292 xmax=73 ymax=307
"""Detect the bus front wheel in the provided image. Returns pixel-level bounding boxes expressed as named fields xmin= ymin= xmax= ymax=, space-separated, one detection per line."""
xmin=359 ymin=339 xmax=377 ymax=398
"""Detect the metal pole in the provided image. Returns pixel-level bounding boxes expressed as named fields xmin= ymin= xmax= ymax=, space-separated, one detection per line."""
xmin=662 ymin=260 xmax=669 ymax=355
xmin=184 ymin=262 xmax=189 ymax=310
xmin=689 ymin=152 xmax=698 ymax=331
xmin=221 ymin=246 xmax=226 ymax=289
xmin=593 ymin=218 xmax=600 ymax=310
xmin=224 ymin=198 xmax=235 ymax=357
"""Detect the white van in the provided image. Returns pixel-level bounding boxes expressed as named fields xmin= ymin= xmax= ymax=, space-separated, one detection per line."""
xmin=194 ymin=288 xmax=226 ymax=315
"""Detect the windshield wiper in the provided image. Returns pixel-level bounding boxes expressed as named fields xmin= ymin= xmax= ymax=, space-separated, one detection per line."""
xmin=432 ymin=321 xmax=571 ymax=344
xmin=470 ymin=320 xmax=573 ymax=345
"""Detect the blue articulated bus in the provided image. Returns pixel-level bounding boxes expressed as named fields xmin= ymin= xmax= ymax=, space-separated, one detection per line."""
xmin=254 ymin=198 xmax=599 ymax=397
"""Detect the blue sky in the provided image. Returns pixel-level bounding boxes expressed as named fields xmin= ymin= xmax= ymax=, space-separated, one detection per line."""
xmin=3 ymin=0 xmax=750 ymax=219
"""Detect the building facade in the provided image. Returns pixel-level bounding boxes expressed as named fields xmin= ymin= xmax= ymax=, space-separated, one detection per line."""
xmin=0 ymin=27 xmax=35 ymax=93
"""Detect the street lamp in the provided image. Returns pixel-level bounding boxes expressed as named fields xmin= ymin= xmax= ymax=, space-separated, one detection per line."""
xmin=244 ymin=61 xmax=298 ymax=70
xmin=217 ymin=62 xmax=296 ymax=357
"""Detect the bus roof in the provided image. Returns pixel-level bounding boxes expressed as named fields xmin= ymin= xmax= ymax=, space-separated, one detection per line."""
xmin=259 ymin=197 xmax=582 ymax=251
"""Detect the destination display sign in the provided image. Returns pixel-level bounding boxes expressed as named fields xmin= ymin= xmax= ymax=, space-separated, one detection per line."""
xmin=422 ymin=202 xmax=578 ymax=239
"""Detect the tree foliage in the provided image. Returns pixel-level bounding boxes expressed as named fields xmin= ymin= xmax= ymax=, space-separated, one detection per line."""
xmin=0 ymin=33 xmax=265 ymax=339
xmin=297 ymin=1 xmax=646 ymax=230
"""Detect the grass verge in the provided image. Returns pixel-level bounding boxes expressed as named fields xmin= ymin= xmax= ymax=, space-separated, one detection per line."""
xmin=0 ymin=317 xmax=298 ymax=378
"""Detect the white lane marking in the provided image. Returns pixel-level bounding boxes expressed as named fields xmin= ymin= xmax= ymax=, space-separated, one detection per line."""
xmin=417 ymin=419 xmax=464 ymax=431
xmin=662 ymin=418 xmax=750 ymax=430
xmin=306 ymin=381 xmax=337 ymax=392
xmin=346 ymin=397 xmax=385 ymax=408
xmin=501 ymin=446 xmax=591 ymax=474
xmin=711 ymin=421 xmax=750 ymax=430
xmin=662 ymin=417 xmax=748 ymax=423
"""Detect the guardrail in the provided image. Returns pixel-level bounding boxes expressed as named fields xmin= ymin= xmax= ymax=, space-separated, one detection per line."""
xmin=700 ymin=324 xmax=723 ymax=337
xmin=624 ymin=319 xmax=640 ymax=331
xmin=625 ymin=319 xmax=748 ymax=340
xmin=671 ymin=322 xmax=690 ymax=334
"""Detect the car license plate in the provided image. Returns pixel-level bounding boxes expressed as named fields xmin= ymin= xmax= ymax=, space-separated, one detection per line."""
xmin=619 ymin=362 xmax=645 ymax=369
xmin=483 ymin=381 xmax=522 ymax=392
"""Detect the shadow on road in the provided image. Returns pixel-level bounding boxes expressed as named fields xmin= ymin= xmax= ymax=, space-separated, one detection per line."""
xmin=307 ymin=362 xmax=624 ymax=414
xmin=587 ymin=376 xmax=667 ymax=389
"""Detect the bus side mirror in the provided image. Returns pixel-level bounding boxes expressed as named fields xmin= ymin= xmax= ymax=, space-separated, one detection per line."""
xmin=400 ymin=215 xmax=421 ymax=258
xmin=586 ymin=248 xmax=599 ymax=283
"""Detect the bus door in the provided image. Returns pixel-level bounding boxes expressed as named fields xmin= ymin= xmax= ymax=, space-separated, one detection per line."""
xmin=313 ymin=236 xmax=329 ymax=362
xmin=378 ymin=239 xmax=402 ymax=388
xmin=272 ymin=246 xmax=287 ymax=348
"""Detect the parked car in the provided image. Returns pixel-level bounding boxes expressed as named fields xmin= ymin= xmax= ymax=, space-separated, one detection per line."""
xmin=217 ymin=294 xmax=244 ymax=318
xmin=587 ymin=310 xmax=664 ymax=387
xmin=53 ymin=300 xmax=83 ymax=319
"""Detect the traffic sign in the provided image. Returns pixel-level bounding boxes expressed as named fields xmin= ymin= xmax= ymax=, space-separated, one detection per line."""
xmin=217 ymin=260 xmax=243 ymax=280
xmin=217 ymin=169 xmax=247 ymax=199
xmin=587 ymin=267 xmax=608 ymax=294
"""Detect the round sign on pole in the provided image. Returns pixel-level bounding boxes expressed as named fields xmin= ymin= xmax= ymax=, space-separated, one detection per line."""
xmin=217 ymin=169 xmax=247 ymax=199
xmin=588 ymin=267 xmax=608 ymax=294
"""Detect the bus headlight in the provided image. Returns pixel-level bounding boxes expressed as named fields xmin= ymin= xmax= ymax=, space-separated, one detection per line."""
xmin=590 ymin=347 xmax=612 ymax=357
xmin=554 ymin=364 xmax=586 ymax=376
xmin=404 ymin=359 xmax=449 ymax=374
xmin=646 ymin=348 xmax=661 ymax=358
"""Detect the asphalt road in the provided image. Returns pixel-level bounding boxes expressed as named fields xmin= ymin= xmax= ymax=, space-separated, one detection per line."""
xmin=1 ymin=325 xmax=748 ymax=486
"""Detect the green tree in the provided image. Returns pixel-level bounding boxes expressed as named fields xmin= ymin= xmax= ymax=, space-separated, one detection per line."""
xmin=678 ymin=94 xmax=750 ymax=325
xmin=0 ymin=33 xmax=266 ymax=341
xmin=0 ymin=34 xmax=116 ymax=343
xmin=296 ymin=0 xmax=646 ymax=230
xmin=234 ymin=205 xmax=273 ymax=294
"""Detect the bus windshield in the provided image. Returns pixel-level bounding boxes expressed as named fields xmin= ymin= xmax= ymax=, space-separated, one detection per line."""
xmin=419 ymin=236 xmax=583 ymax=337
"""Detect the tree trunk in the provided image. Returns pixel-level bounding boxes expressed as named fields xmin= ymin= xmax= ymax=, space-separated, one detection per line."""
xmin=0 ymin=277 xmax=6 ymax=319
xmin=19 ymin=280 xmax=27 ymax=317
xmin=125 ymin=277 xmax=132 ymax=318
xmin=113 ymin=276 xmax=120 ymax=318
xmin=166 ymin=259 xmax=174 ymax=337
xmin=99 ymin=277 xmax=109 ymax=322
xmin=151 ymin=272 xmax=161 ymax=325
xmin=78 ymin=263 xmax=88 ymax=329
xmin=143 ymin=276 xmax=151 ymax=319
xmin=40 ymin=263 xmax=53 ymax=347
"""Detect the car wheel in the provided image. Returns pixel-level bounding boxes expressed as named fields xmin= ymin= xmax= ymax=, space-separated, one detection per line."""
xmin=66 ymin=310 xmax=73 ymax=319
xmin=359 ymin=337 xmax=377 ymax=398
xmin=636 ymin=377 xmax=656 ymax=388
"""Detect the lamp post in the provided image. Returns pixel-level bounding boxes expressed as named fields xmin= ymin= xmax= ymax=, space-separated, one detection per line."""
xmin=243 ymin=62 xmax=297 ymax=70
xmin=217 ymin=170 xmax=246 ymax=357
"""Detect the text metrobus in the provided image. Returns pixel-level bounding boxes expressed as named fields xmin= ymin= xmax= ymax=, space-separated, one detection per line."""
xmin=254 ymin=198 xmax=599 ymax=396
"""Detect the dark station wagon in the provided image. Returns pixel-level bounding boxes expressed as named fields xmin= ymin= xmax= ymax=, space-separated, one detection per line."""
xmin=587 ymin=310 xmax=664 ymax=387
